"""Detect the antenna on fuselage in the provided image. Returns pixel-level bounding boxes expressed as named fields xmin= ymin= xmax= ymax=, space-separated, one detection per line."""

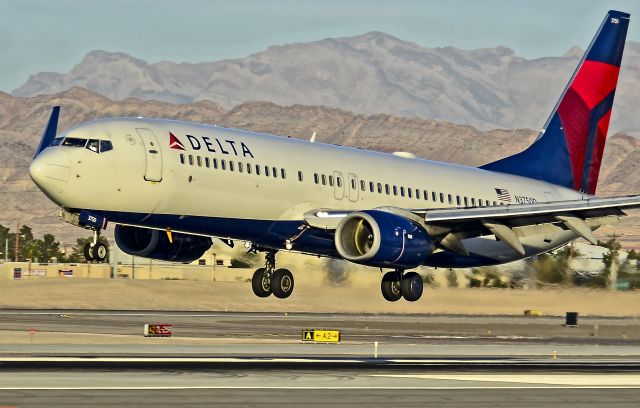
xmin=310 ymin=131 xmax=317 ymax=143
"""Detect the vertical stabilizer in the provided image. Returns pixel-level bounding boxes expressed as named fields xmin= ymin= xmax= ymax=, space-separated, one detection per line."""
xmin=481 ymin=10 xmax=629 ymax=195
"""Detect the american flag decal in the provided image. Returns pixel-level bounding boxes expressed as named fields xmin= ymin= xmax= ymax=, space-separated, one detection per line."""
xmin=495 ymin=188 xmax=511 ymax=202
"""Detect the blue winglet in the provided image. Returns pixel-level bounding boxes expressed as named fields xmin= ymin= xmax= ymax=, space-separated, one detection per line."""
xmin=34 ymin=106 xmax=60 ymax=159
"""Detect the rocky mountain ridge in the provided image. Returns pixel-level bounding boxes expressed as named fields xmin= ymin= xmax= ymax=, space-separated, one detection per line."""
xmin=13 ymin=32 xmax=640 ymax=134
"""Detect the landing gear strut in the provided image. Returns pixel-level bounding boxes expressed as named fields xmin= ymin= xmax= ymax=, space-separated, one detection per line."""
xmin=381 ymin=270 xmax=423 ymax=302
xmin=83 ymin=229 xmax=108 ymax=263
xmin=251 ymin=251 xmax=295 ymax=299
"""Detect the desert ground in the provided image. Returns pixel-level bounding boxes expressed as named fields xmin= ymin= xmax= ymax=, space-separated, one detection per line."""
xmin=0 ymin=278 xmax=638 ymax=317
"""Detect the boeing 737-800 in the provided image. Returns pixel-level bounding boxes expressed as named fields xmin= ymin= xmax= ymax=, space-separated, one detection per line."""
xmin=29 ymin=10 xmax=638 ymax=302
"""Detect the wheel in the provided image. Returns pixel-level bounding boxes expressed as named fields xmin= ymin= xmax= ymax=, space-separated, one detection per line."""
xmin=251 ymin=268 xmax=272 ymax=298
xmin=401 ymin=271 xmax=424 ymax=302
xmin=381 ymin=271 xmax=402 ymax=302
xmin=271 ymin=268 xmax=294 ymax=299
xmin=92 ymin=242 xmax=108 ymax=262
xmin=83 ymin=243 xmax=94 ymax=261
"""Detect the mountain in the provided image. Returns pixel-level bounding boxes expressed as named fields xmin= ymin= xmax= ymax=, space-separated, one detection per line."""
xmin=1 ymin=87 xmax=640 ymax=246
xmin=12 ymin=33 xmax=640 ymax=134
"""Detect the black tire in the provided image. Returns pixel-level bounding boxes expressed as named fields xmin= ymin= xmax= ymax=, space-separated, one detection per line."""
xmin=401 ymin=271 xmax=424 ymax=302
xmin=251 ymin=268 xmax=272 ymax=298
xmin=92 ymin=242 xmax=108 ymax=262
xmin=83 ymin=243 xmax=94 ymax=261
xmin=271 ymin=268 xmax=294 ymax=299
xmin=381 ymin=271 xmax=402 ymax=302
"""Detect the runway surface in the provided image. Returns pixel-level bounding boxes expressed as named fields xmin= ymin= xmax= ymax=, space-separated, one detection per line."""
xmin=1 ymin=309 xmax=639 ymax=406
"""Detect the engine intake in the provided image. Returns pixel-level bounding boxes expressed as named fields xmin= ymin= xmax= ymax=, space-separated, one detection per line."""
xmin=115 ymin=225 xmax=212 ymax=263
xmin=334 ymin=210 xmax=433 ymax=268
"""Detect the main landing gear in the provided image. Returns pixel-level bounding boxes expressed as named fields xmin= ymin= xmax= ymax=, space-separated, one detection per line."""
xmin=251 ymin=251 xmax=295 ymax=299
xmin=83 ymin=229 xmax=108 ymax=263
xmin=381 ymin=270 xmax=423 ymax=302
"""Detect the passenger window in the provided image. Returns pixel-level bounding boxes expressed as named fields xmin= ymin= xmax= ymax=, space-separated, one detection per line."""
xmin=423 ymin=190 xmax=428 ymax=201
xmin=205 ymin=157 xmax=210 ymax=168
xmin=439 ymin=193 xmax=444 ymax=203
xmin=385 ymin=184 xmax=390 ymax=195
xmin=180 ymin=154 xmax=185 ymax=164
xmin=281 ymin=169 xmax=286 ymax=179
xmin=272 ymin=167 xmax=277 ymax=178
xmin=189 ymin=155 xmax=194 ymax=165
xmin=197 ymin=156 xmax=202 ymax=167
xmin=298 ymin=171 xmax=303 ymax=182
xmin=448 ymin=194 xmax=453 ymax=204
xmin=400 ymin=187 xmax=405 ymax=197
xmin=464 ymin=197 xmax=468 ymax=207
xmin=221 ymin=160 xmax=226 ymax=170
xmin=247 ymin=163 xmax=252 ymax=174
xmin=408 ymin=188 xmax=412 ymax=198
xmin=314 ymin=173 xmax=319 ymax=184
xmin=99 ymin=140 xmax=113 ymax=153
xmin=471 ymin=198 xmax=476 ymax=206
xmin=456 ymin=196 xmax=461 ymax=206
xmin=329 ymin=175 xmax=334 ymax=186
xmin=265 ymin=166 xmax=270 ymax=177
xmin=229 ymin=161 xmax=234 ymax=171
xmin=321 ymin=174 xmax=327 ymax=185
xmin=256 ymin=165 xmax=261 ymax=175
xmin=432 ymin=192 xmax=437 ymax=201
xmin=360 ymin=180 xmax=366 ymax=191
xmin=352 ymin=179 xmax=357 ymax=190
xmin=377 ymin=183 xmax=382 ymax=194
xmin=393 ymin=186 xmax=398 ymax=196
xmin=213 ymin=158 xmax=218 ymax=169
xmin=369 ymin=182 xmax=374 ymax=192
xmin=238 ymin=162 xmax=243 ymax=172
xmin=337 ymin=177 xmax=342 ymax=188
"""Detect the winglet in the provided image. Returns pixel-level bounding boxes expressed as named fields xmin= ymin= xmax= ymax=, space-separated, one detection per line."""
xmin=34 ymin=106 xmax=60 ymax=159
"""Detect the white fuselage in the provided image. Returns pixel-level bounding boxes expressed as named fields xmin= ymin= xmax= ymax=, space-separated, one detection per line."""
xmin=31 ymin=117 xmax=587 ymax=267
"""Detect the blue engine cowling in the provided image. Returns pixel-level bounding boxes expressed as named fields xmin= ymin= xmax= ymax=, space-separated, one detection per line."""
xmin=114 ymin=225 xmax=212 ymax=263
xmin=334 ymin=210 xmax=434 ymax=269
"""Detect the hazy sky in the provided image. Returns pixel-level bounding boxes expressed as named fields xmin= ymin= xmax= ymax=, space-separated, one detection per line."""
xmin=1 ymin=0 xmax=638 ymax=92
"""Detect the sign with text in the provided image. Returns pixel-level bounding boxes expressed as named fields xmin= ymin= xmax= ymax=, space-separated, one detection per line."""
xmin=301 ymin=329 xmax=340 ymax=343
xmin=144 ymin=324 xmax=173 ymax=337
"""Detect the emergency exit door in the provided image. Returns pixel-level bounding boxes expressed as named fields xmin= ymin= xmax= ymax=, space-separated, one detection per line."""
xmin=136 ymin=128 xmax=163 ymax=182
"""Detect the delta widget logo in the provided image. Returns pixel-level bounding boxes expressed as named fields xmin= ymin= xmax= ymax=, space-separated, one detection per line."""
xmin=169 ymin=132 xmax=186 ymax=150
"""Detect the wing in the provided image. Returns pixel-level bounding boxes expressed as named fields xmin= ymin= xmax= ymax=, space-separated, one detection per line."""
xmin=304 ymin=195 xmax=640 ymax=256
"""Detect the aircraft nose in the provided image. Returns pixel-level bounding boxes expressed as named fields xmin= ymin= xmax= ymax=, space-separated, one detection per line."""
xmin=29 ymin=148 xmax=70 ymax=195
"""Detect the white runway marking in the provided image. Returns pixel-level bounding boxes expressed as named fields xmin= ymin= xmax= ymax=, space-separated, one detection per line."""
xmin=372 ymin=374 xmax=640 ymax=386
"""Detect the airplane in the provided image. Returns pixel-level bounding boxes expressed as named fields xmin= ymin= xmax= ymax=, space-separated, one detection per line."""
xmin=29 ymin=10 xmax=636 ymax=302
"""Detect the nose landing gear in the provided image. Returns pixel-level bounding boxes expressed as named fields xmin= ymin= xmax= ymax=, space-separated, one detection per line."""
xmin=381 ymin=270 xmax=423 ymax=302
xmin=251 ymin=251 xmax=295 ymax=299
xmin=83 ymin=230 xmax=109 ymax=263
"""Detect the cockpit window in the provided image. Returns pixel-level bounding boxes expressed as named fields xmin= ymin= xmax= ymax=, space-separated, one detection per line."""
xmin=62 ymin=138 xmax=87 ymax=147
xmin=86 ymin=139 xmax=99 ymax=153
xmin=99 ymin=140 xmax=113 ymax=153
xmin=56 ymin=137 xmax=113 ymax=153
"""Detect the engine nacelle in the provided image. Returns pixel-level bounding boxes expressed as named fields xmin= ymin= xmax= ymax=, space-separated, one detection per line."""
xmin=334 ymin=210 xmax=434 ymax=268
xmin=114 ymin=225 xmax=212 ymax=263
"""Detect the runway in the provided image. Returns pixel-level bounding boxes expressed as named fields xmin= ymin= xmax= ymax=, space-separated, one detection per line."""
xmin=0 ymin=309 xmax=639 ymax=406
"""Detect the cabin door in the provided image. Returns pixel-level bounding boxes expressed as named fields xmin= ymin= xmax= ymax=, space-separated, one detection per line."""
xmin=136 ymin=128 xmax=163 ymax=182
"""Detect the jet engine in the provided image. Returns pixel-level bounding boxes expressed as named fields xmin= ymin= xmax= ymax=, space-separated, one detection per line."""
xmin=334 ymin=210 xmax=434 ymax=268
xmin=114 ymin=225 xmax=212 ymax=263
